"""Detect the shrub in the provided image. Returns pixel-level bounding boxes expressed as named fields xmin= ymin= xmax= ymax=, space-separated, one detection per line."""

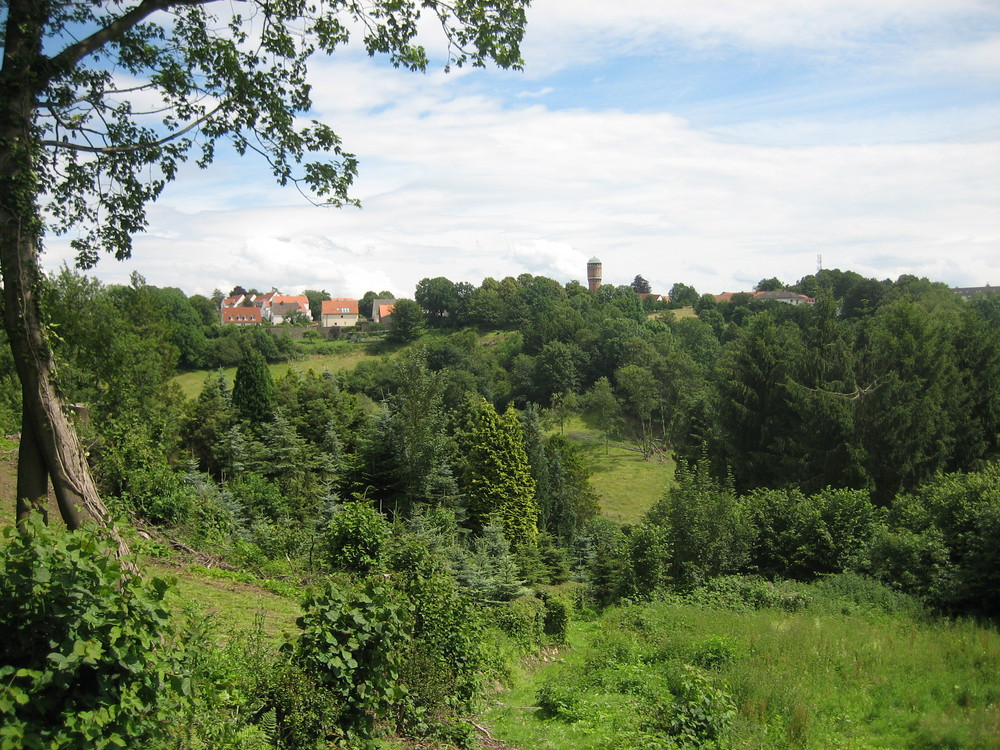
xmin=491 ymin=596 xmax=545 ymax=650
xmin=324 ymin=501 xmax=390 ymax=573
xmin=542 ymin=594 xmax=572 ymax=644
xmin=537 ymin=679 xmax=585 ymax=721
xmin=866 ymin=526 xmax=951 ymax=603
xmin=647 ymin=459 xmax=752 ymax=590
xmin=686 ymin=575 xmax=808 ymax=612
xmin=0 ymin=520 xmax=186 ymax=749
xmin=291 ymin=576 xmax=411 ymax=740
xmin=664 ymin=665 xmax=736 ymax=745
xmin=399 ymin=569 xmax=485 ymax=716
xmin=169 ymin=613 xmax=283 ymax=750
xmin=691 ymin=635 xmax=741 ymax=670
xmin=94 ymin=418 xmax=193 ymax=524
xmin=744 ymin=487 xmax=884 ymax=580
xmin=892 ymin=464 xmax=1000 ymax=616
xmin=622 ymin=522 xmax=673 ymax=600
xmin=257 ymin=659 xmax=342 ymax=750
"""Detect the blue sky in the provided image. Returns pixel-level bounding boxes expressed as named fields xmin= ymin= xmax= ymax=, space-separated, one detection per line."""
xmin=42 ymin=0 xmax=1000 ymax=299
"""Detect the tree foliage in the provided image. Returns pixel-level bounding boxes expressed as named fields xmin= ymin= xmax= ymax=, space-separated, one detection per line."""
xmin=630 ymin=275 xmax=652 ymax=295
xmin=460 ymin=397 xmax=538 ymax=545
xmin=386 ymin=299 xmax=427 ymax=344
xmin=0 ymin=521 xmax=186 ymax=747
xmin=0 ymin=0 xmax=529 ymax=534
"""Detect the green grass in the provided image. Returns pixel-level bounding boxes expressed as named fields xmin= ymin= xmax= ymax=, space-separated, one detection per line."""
xmin=653 ymin=305 xmax=698 ymax=322
xmin=172 ymin=346 xmax=376 ymax=399
xmin=483 ymin=590 xmax=1000 ymax=750
xmin=481 ymin=621 xmax=614 ymax=750
xmin=558 ymin=414 xmax=674 ymax=524
xmin=150 ymin=560 xmax=302 ymax=642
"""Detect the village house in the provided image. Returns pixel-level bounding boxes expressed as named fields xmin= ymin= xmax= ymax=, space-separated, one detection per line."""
xmin=321 ymin=298 xmax=360 ymax=327
xmin=638 ymin=293 xmax=669 ymax=305
xmin=372 ymin=299 xmax=396 ymax=324
xmin=953 ymin=286 xmax=996 ymax=300
xmin=713 ymin=290 xmax=815 ymax=306
xmin=220 ymin=290 xmax=313 ymax=325
xmin=269 ymin=295 xmax=310 ymax=323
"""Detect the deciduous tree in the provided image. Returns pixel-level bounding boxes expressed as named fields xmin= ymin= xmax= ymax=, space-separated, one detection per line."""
xmin=415 ymin=276 xmax=458 ymax=325
xmin=386 ymin=299 xmax=427 ymax=344
xmin=0 ymin=0 xmax=527 ymax=538
xmin=303 ymin=290 xmax=331 ymax=322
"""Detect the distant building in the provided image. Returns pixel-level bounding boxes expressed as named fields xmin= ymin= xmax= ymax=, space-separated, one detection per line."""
xmin=587 ymin=257 xmax=602 ymax=293
xmin=270 ymin=295 xmax=310 ymax=320
xmin=321 ymin=298 xmax=360 ymax=327
xmin=638 ymin=293 xmax=669 ymax=305
xmin=713 ymin=290 xmax=815 ymax=306
xmin=752 ymin=290 xmax=815 ymax=306
xmin=953 ymin=285 xmax=997 ymax=300
xmin=371 ymin=298 xmax=396 ymax=324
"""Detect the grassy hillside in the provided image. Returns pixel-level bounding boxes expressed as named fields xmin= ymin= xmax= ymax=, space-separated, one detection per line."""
xmin=151 ymin=561 xmax=301 ymax=641
xmin=172 ymin=344 xmax=376 ymax=399
xmin=558 ymin=415 xmax=673 ymax=524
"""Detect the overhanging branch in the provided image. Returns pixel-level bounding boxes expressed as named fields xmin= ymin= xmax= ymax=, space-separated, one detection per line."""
xmin=41 ymin=103 xmax=225 ymax=154
xmin=48 ymin=0 xmax=219 ymax=72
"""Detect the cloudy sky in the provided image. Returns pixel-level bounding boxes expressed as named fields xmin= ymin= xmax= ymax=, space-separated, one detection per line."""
xmin=43 ymin=0 xmax=1000 ymax=299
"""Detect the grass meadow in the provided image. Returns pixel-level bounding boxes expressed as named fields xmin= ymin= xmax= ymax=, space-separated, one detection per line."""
xmin=483 ymin=587 xmax=1000 ymax=750
xmin=171 ymin=344 xmax=375 ymax=399
xmin=560 ymin=414 xmax=675 ymax=524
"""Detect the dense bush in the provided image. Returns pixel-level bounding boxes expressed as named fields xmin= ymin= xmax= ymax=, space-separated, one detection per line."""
xmin=744 ymin=486 xmax=885 ymax=580
xmin=491 ymin=596 xmax=546 ymax=649
xmin=663 ymin=665 xmax=736 ymax=745
xmin=0 ymin=521 xmax=186 ymax=749
xmin=647 ymin=459 xmax=752 ymax=590
xmin=542 ymin=594 xmax=572 ymax=643
xmin=324 ymin=501 xmax=391 ymax=573
xmin=291 ymin=576 xmax=411 ymax=740
xmin=398 ymin=568 xmax=485 ymax=717
xmin=847 ymin=463 xmax=1000 ymax=616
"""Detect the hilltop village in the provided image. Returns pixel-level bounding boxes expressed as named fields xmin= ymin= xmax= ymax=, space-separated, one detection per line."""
xmin=217 ymin=257 xmax=823 ymax=331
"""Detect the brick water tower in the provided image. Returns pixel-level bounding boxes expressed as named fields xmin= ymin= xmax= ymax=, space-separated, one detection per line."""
xmin=587 ymin=256 xmax=602 ymax=293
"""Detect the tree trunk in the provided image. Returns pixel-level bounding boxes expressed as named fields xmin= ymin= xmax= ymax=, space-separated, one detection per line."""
xmin=0 ymin=0 xmax=132 ymax=564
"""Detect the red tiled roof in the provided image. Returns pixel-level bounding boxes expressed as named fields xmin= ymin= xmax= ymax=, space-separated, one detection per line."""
xmin=272 ymin=295 xmax=309 ymax=314
xmin=322 ymin=298 xmax=359 ymax=315
xmin=221 ymin=306 xmax=262 ymax=323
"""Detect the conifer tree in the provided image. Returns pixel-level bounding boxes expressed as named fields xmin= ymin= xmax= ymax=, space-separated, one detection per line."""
xmin=520 ymin=404 xmax=552 ymax=526
xmin=182 ymin=370 xmax=231 ymax=476
xmin=461 ymin=397 xmax=538 ymax=546
xmin=231 ymin=348 xmax=274 ymax=423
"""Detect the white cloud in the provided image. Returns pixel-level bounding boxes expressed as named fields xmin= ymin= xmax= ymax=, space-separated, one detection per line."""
xmin=38 ymin=0 xmax=1000 ymax=300
xmin=521 ymin=0 xmax=1000 ymax=72
xmin=47 ymin=88 xmax=997 ymax=298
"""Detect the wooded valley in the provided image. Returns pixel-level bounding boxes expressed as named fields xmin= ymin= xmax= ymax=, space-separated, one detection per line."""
xmin=1 ymin=268 xmax=998 ymax=749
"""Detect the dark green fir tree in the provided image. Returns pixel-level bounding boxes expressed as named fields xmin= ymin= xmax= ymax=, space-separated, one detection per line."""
xmin=231 ymin=348 xmax=274 ymax=423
